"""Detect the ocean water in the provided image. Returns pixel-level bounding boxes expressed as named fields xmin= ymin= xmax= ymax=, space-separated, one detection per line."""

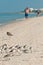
xmin=0 ymin=13 xmax=43 ymax=25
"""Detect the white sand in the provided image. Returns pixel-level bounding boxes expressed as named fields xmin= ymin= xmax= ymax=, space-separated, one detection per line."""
xmin=0 ymin=16 xmax=43 ymax=65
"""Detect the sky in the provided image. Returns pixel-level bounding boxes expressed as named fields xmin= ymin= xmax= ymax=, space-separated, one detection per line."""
xmin=0 ymin=0 xmax=43 ymax=12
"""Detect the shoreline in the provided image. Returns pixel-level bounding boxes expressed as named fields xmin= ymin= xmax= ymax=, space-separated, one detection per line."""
xmin=0 ymin=15 xmax=42 ymax=27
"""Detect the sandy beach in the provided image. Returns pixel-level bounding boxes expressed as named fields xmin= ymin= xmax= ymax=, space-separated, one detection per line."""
xmin=0 ymin=16 xmax=43 ymax=65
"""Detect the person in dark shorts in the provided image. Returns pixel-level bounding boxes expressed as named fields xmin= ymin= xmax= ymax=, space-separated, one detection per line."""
xmin=24 ymin=8 xmax=29 ymax=18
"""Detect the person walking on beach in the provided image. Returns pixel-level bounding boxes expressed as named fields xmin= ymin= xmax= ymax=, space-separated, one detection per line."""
xmin=24 ymin=7 xmax=29 ymax=18
xmin=36 ymin=10 xmax=40 ymax=16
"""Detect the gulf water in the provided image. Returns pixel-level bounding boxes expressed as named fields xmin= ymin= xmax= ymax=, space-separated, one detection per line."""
xmin=0 ymin=13 xmax=43 ymax=25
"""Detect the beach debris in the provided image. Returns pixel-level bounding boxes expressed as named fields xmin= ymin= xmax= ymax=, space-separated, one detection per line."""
xmin=6 ymin=32 xmax=13 ymax=36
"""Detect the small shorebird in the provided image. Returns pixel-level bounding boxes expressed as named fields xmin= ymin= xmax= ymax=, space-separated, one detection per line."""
xmin=15 ymin=45 xmax=22 ymax=49
xmin=23 ymin=45 xmax=27 ymax=48
xmin=2 ymin=44 xmax=7 ymax=50
xmin=6 ymin=32 xmax=13 ymax=36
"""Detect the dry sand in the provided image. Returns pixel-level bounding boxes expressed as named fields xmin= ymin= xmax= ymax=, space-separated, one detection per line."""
xmin=0 ymin=16 xmax=43 ymax=65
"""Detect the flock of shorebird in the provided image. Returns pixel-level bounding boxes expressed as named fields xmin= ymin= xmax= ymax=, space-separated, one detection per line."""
xmin=0 ymin=43 xmax=32 ymax=61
